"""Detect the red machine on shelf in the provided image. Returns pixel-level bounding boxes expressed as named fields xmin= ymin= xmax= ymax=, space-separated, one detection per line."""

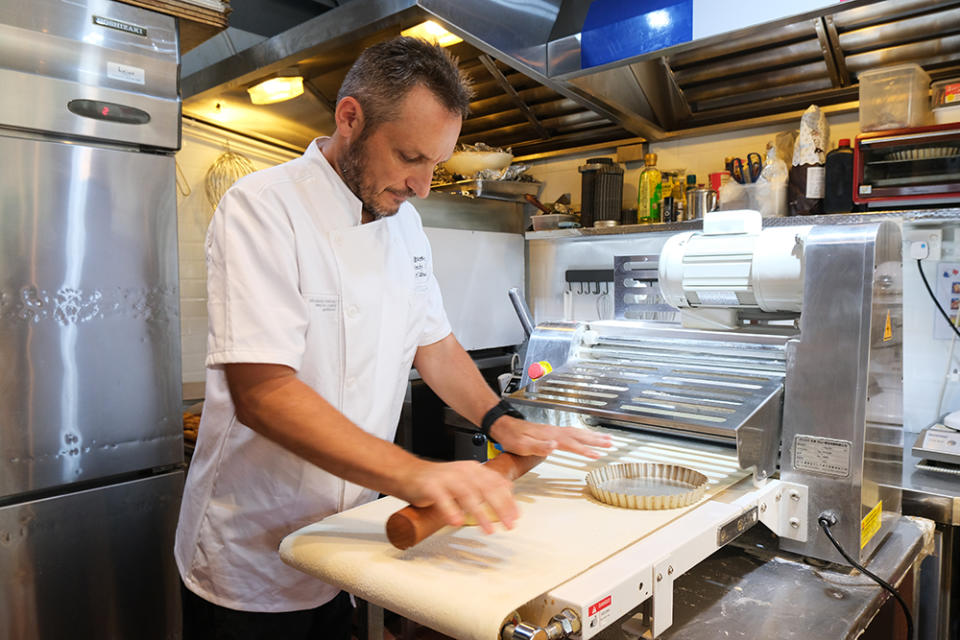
xmin=854 ymin=122 xmax=960 ymax=207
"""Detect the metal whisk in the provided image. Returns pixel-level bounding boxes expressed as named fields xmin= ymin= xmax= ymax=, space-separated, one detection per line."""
xmin=204 ymin=143 xmax=255 ymax=211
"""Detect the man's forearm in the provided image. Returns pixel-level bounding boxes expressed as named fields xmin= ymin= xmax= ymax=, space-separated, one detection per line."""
xmin=226 ymin=363 xmax=422 ymax=498
xmin=413 ymin=334 xmax=501 ymax=428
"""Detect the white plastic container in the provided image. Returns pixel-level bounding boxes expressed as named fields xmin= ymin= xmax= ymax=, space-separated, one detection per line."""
xmin=859 ymin=63 xmax=931 ymax=131
xmin=717 ymin=183 xmax=787 ymax=217
xmin=932 ymin=78 xmax=960 ymax=123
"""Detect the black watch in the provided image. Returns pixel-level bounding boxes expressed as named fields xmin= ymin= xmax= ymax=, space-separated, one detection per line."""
xmin=479 ymin=399 xmax=524 ymax=444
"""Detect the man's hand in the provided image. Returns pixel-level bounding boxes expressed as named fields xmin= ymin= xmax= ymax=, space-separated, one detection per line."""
xmin=399 ymin=459 xmax=519 ymax=534
xmin=412 ymin=334 xmax=613 ymax=461
xmin=489 ymin=417 xmax=612 ymax=458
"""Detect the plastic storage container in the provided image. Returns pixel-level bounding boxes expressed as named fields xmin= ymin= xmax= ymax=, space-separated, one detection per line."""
xmin=716 ymin=183 xmax=787 ymax=217
xmin=859 ymin=64 xmax=931 ymax=131
xmin=932 ymin=78 xmax=960 ymax=124
xmin=531 ymin=213 xmax=577 ymax=230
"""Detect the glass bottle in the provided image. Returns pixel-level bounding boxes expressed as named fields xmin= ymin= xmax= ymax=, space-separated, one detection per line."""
xmin=824 ymin=139 xmax=855 ymax=214
xmin=638 ymin=153 xmax=662 ymax=224
xmin=660 ymin=173 xmax=674 ymax=222
xmin=672 ymin=174 xmax=686 ymax=221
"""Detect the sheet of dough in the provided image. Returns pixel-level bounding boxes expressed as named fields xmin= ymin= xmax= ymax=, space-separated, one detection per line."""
xmin=280 ymin=428 xmax=748 ymax=640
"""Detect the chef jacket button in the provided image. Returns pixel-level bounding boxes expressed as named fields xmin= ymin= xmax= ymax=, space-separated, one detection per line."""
xmin=346 ymin=304 xmax=359 ymax=318
xmin=345 ymin=376 xmax=356 ymax=388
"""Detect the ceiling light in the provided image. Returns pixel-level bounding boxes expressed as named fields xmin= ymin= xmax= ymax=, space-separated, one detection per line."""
xmin=646 ymin=10 xmax=671 ymax=30
xmin=401 ymin=20 xmax=462 ymax=47
xmin=247 ymin=76 xmax=304 ymax=105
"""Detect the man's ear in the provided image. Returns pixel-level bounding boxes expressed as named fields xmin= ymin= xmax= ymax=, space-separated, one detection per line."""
xmin=334 ymin=96 xmax=364 ymax=142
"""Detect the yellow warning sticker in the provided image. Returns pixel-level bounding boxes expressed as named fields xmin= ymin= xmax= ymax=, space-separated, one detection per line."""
xmin=883 ymin=311 xmax=893 ymax=342
xmin=861 ymin=501 xmax=882 ymax=549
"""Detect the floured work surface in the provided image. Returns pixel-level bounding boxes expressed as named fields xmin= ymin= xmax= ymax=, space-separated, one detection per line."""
xmin=280 ymin=427 xmax=749 ymax=640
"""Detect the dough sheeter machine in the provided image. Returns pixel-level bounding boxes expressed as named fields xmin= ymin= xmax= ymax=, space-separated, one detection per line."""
xmin=280 ymin=211 xmax=905 ymax=640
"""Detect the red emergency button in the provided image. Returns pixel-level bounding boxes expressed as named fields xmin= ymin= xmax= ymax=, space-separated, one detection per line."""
xmin=528 ymin=360 xmax=553 ymax=380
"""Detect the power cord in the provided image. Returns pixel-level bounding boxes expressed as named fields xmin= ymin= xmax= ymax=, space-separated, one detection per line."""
xmin=817 ymin=515 xmax=914 ymax=640
xmin=917 ymin=259 xmax=960 ymax=340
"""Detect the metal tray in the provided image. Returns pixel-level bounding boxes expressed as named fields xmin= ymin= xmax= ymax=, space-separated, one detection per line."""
xmin=431 ymin=179 xmax=543 ymax=201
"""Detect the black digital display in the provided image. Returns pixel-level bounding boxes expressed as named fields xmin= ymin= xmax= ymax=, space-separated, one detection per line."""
xmin=67 ymin=99 xmax=151 ymax=125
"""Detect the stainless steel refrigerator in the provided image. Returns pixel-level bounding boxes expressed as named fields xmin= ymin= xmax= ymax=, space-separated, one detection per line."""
xmin=0 ymin=1 xmax=184 ymax=637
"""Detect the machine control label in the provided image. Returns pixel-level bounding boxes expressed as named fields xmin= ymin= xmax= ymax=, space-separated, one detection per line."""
xmin=793 ymin=435 xmax=851 ymax=477
xmin=588 ymin=595 xmax=611 ymax=617
xmin=586 ymin=594 xmax=614 ymax=632
xmin=861 ymin=501 xmax=882 ymax=549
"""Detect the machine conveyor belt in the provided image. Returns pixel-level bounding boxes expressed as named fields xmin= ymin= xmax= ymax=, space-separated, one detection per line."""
xmin=279 ymin=427 xmax=749 ymax=640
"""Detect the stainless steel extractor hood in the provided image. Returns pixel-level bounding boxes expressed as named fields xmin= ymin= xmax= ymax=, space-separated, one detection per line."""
xmin=182 ymin=0 xmax=960 ymax=156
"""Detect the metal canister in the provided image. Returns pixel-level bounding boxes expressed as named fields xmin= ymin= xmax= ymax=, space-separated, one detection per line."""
xmin=686 ymin=187 xmax=719 ymax=219
xmin=579 ymin=157 xmax=623 ymax=227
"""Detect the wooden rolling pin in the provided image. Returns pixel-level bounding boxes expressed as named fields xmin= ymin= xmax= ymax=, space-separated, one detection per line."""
xmin=386 ymin=453 xmax=543 ymax=549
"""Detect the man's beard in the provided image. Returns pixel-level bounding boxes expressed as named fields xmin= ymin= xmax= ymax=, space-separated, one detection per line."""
xmin=338 ymin=131 xmax=415 ymax=220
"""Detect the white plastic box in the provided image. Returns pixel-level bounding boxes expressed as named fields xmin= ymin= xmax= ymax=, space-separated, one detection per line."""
xmin=932 ymin=78 xmax=960 ymax=124
xmin=859 ymin=63 xmax=931 ymax=131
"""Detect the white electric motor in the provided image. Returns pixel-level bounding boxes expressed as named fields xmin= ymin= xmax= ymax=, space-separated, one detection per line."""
xmin=658 ymin=211 xmax=812 ymax=327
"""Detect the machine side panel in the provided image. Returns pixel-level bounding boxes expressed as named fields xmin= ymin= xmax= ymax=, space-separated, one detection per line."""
xmin=781 ymin=222 xmax=902 ymax=563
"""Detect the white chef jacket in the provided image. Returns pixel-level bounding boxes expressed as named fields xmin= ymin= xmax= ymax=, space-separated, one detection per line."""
xmin=175 ymin=138 xmax=451 ymax=612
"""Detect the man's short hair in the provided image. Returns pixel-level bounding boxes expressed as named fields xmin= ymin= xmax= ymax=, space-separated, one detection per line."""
xmin=337 ymin=36 xmax=474 ymax=132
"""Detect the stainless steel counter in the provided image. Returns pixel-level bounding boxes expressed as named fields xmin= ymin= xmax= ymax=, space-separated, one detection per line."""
xmin=632 ymin=517 xmax=933 ymax=640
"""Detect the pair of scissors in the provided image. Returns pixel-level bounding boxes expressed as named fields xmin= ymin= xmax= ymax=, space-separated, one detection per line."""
xmin=730 ymin=152 xmax=763 ymax=183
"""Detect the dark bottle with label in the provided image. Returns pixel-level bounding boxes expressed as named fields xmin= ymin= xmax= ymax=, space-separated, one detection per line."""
xmin=788 ymin=164 xmax=825 ymax=215
xmin=824 ymin=139 xmax=855 ymax=214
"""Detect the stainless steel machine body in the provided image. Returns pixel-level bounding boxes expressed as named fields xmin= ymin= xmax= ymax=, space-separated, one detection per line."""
xmin=513 ymin=214 xmax=903 ymax=564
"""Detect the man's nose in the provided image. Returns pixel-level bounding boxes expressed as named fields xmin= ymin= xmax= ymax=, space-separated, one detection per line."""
xmin=407 ymin=166 xmax=433 ymax=199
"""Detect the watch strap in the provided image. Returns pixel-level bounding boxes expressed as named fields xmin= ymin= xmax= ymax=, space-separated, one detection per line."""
xmin=479 ymin=399 xmax=524 ymax=443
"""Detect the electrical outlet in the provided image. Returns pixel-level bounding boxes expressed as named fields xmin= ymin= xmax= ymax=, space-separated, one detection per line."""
xmin=905 ymin=228 xmax=943 ymax=261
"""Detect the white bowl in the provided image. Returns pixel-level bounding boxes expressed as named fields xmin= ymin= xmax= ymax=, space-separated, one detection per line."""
xmin=442 ymin=151 xmax=513 ymax=177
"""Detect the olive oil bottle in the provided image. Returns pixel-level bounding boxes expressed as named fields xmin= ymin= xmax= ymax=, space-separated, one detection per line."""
xmin=638 ymin=153 xmax=662 ymax=223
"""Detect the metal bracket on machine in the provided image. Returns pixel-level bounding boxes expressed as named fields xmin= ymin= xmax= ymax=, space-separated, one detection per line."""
xmin=757 ymin=481 xmax=809 ymax=542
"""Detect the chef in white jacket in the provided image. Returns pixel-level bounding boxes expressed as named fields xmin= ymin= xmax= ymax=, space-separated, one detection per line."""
xmin=175 ymin=36 xmax=610 ymax=639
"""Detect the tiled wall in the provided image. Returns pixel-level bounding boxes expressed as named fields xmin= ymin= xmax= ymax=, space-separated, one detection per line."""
xmin=525 ymin=111 xmax=862 ymax=211
xmin=175 ymin=121 xmax=298 ymax=383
